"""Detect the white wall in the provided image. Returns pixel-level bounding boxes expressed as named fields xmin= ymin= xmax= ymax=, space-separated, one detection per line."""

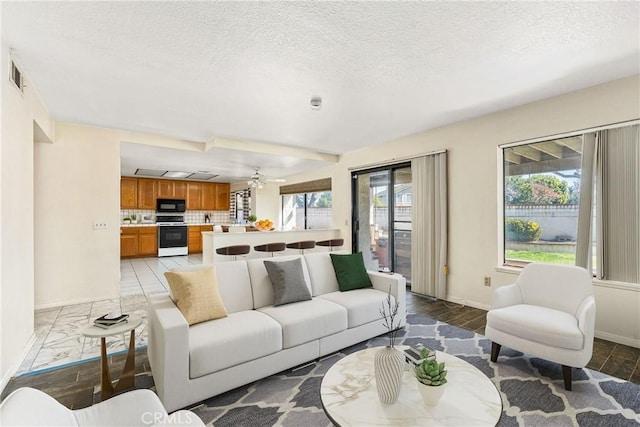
xmin=278 ymin=75 xmax=640 ymax=347
xmin=0 ymin=39 xmax=54 ymax=388
xmin=33 ymin=124 xmax=217 ymax=308
xmin=34 ymin=123 xmax=121 ymax=307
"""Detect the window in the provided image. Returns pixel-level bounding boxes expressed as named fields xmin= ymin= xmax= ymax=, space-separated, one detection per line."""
xmin=503 ymin=136 xmax=582 ymax=266
xmin=501 ymin=123 xmax=639 ymax=284
xmin=281 ymin=191 xmax=332 ymax=230
xmin=280 ymin=177 xmax=333 ymax=230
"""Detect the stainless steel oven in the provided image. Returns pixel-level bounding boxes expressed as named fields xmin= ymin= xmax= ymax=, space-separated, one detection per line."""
xmin=157 ymin=216 xmax=188 ymax=257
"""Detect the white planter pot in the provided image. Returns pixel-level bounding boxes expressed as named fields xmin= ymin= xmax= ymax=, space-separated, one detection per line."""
xmin=374 ymin=346 xmax=404 ymax=404
xmin=417 ymin=382 xmax=445 ymax=405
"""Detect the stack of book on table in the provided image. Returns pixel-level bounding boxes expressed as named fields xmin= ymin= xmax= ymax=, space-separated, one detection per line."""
xmin=94 ymin=313 xmax=129 ymax=329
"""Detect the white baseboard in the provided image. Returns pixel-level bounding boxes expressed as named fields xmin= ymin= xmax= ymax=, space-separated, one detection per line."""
xmin=0 ymin=333 xmax=37 ymax=395
xmin=595 ymin=330 xmax=640 ymax=349
xmin=35 ymin=293 xmax=120 ymax=310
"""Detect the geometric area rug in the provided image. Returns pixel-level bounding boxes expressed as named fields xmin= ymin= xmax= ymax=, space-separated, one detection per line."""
xmin=124 ymin=314 xmax=640 ymax=426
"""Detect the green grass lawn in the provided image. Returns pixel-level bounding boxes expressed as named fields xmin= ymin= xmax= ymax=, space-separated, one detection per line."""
xmin=505 ymin=250 xmax=576 ymax=265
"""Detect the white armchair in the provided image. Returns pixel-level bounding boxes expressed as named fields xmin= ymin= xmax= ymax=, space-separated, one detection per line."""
xmin=0 ymin=387 xmax=204 ymax=426
xmin=485 ymin=263 xmax=595 ymax=390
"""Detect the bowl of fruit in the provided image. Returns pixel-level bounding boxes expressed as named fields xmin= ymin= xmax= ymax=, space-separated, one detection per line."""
xmin=254 ymin=218 xmax=275 ymax=231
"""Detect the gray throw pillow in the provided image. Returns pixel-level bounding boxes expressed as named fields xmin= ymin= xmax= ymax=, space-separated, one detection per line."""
xmin=264 ymin=258 xmax=312 ymax=306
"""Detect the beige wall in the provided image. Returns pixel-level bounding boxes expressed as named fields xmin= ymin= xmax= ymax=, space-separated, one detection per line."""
xmin=0 ymin=39 xmax=54 ymax=388
xmin=34 ymin=123 xmax=121 ymax=307
xmin=277 ymin=75 xmax=640 ymax=347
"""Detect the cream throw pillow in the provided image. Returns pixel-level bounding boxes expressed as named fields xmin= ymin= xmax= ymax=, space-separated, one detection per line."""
xmin=164 ymin=267 xmax=228 ymax=325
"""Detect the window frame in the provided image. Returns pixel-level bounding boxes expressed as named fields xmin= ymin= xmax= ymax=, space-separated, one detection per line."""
xmin=281 ymin=191 xmax=333 ymax=230
xmin=497 ymin=119 xmax=640 ymax=275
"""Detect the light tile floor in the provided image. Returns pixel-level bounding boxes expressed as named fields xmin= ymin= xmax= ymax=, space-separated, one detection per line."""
xmin=16 ymin=254 xmax=203 ymax=376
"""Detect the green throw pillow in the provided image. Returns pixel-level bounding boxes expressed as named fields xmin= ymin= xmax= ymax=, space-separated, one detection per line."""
xmin=330 ymin=252 xmax=372 ymax=292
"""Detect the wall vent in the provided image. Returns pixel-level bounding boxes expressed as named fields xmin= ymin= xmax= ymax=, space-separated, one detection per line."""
xmin=10 ymin=59 xmax=24 ymax=93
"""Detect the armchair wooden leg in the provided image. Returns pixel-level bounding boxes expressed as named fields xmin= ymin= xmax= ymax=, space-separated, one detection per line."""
xmin=490 ymin=342 xmax=501 ymax=362
xmin=562 ymin=365 xmax=572 ymax=391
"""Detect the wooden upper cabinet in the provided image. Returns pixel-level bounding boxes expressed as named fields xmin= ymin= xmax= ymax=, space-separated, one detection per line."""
xmin=215 ymin=183 xmax=230 ymax=211
xmin=186 ymin=182 xmax=202 ymax=210
xmin=201 ymin=183 xmax=216 ymax=210
xmin=137 ymin=179 xmax=158 ymax=209
xmin=157 ymin=180 xmax=187 ymax=199
xmin=121 ymin=178 xmax=138 ymax=209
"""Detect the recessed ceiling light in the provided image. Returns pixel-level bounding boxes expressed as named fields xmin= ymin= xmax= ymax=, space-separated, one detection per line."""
xmin=162 ymin=171 xmax=192 ymax=178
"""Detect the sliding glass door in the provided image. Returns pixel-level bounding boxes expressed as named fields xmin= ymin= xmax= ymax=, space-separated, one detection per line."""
xmin=352 ymin=163 xmax=412 ymax=283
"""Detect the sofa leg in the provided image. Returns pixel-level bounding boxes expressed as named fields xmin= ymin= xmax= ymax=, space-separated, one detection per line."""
xmin=490 ymin=342 xmax=501 ymax=362
xmin=562 ymin=365 xmax=572 ymax=391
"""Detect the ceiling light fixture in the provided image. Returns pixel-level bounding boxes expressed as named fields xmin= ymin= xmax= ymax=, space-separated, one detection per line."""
xmin=247 ymin=167 xmax=266 ymax=189
xmin=310 ymin=97 xmax=322 ymax=110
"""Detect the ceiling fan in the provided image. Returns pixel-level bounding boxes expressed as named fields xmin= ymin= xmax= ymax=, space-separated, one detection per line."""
xmin=246 ymin=167 xmax=285 ymax=189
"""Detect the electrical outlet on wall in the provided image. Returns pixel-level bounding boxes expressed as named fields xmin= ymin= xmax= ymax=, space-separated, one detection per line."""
xmin=93 ymin=221 xmax=108 ymax=230
xmin=484 ymin=276 xmax=491 ymax=287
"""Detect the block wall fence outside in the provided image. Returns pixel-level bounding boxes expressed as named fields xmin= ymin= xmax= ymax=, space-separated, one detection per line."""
xmin=505 ymin=204 xmax=579 ymax=241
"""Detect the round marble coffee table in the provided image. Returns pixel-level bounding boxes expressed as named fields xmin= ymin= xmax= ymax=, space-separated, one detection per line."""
xmin=320 ymin=346 xmax=502 ymax=426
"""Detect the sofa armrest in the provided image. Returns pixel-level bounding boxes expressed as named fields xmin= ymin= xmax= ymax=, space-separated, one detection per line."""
xmin=368 ymin=271 xmax=407 ymax=327
xmin=490 ymin=283 xmax=523 ymax=310
xmin=147 ymin=295 xmax=191 ymax=411
xmin=576 ymin=294 xmax=596 ymax=338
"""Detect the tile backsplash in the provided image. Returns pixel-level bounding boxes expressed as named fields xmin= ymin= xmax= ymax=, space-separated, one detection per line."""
xmin=120 ymin=210 xmax=231 ymax=224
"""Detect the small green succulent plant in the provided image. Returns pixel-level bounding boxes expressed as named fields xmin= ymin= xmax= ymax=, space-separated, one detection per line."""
xmin=414 ymin=347 xmax=447 ymax=386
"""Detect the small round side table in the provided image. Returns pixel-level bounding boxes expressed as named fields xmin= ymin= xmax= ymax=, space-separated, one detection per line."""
xmin=82 ymin=315 xmax=142 ymax=400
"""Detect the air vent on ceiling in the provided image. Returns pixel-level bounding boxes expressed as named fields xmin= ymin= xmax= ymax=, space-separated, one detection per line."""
xmin=135 ymin=169 xmax=166 ymax=177
xmin=188 ymin=173 xmax=219 ymax=180
xmin=10 ymin=59 xmax=24 ymax=93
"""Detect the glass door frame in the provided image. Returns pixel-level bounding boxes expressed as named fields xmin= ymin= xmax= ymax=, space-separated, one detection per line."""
xmin=351 ymin=161 xmax=411 ymax=273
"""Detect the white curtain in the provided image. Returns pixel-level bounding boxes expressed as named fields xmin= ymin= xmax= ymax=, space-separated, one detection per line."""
xmin=411 ymin=152 xmax=448 ymax=298
xmin=596 ymin=125 xmax=639 ymax=283
xmin=575 ymin=133 xmax=597 ymax=270
xmin=576 ymin=124 xmax=639 ymax=283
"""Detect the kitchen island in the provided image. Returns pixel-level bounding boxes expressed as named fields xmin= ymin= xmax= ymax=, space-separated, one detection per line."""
xmin=202 ymin=229 xmax=342 ymax=263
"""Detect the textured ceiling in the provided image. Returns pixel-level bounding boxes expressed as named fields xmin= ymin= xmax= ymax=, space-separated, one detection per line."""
xmin=2 ymin=1 xmax=639 ymax=180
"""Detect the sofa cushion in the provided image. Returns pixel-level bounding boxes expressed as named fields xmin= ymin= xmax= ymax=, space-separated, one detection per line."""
xmin=164 ymin=268 xmax=228 ymax=326
xmin=258 ymin=299 xmax=347 ymax=348
xmin=304 ymin=252 xmax=341 ymax=296
xmin=168 ymin=261 xmax=253 ymax=313
xmin=248 ymin=256 xmax=312 ymax=309
xmin=487 ymin=304 xmax=584 ymax=350
xmin=188 ymin=310 xmax=282 ymax=378
xmin=264 ymin=258 xmax=312 ymax=306
xmin=318 ymin=288 xmax=391 ymax=328
xmin=330 ymin=252 xmax=373 ymax=291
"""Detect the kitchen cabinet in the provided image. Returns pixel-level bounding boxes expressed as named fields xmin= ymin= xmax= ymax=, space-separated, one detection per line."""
xmin=138 ymin=179 xmax=158 ymax=209
xmin=201 ymin=183 xmax=216 ymax=210
xmin=121 ymin=227 xmax=158 ymax=258
xmin=186 ymin=182 xmax=202 ymax=210
xmin=120 ymin=178 xmax=138 ymax=209
xmin=120 ymin=227 xmax=139 ymax=258
xmin=157 ymin=180 xmax=187 ymax=199
xmin=188 ymin=226 xmax=202 ymax=254
xmin=138 ymin=227 xmax=158 ymax=256
xmin=215 ymin=183 xmax=230 ymax=211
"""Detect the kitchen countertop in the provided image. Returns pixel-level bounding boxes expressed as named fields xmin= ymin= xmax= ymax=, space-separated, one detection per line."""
xmin=120 ymin=223 xmax=245 ymax=227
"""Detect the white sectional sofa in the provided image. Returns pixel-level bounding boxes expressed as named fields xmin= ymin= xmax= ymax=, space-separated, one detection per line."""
xmin=148 ymin=252 xmax=406 ymax=412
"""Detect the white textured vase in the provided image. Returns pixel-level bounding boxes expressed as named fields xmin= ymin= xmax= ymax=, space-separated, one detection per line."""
xmin=418 ymin=383 xmax=445 ymax=405
xmin=374 ymin=346 xmax=405 ymax=404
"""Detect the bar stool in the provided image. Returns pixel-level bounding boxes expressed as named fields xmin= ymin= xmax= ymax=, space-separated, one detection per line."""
xmin=286 ymin=240 xmax=316 ymax=254
xmin=253 ymin=242 xmax=286 ymax=258
xmin=216 ymin=245 xmax=250 ymax=261
xmin=316 ymin=239 xmax=344 ymax=251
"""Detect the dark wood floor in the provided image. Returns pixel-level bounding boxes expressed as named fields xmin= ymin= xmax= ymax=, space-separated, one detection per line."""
xmin=2 ymin=290 xmax=639 ymax=410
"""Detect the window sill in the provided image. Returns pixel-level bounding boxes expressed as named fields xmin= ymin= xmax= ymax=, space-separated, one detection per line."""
xmin=495 ymin=265 xmax=639 ymax=292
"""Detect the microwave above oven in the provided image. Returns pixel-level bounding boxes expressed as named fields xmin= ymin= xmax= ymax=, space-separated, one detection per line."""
xmin=156 ymin=198 xmax=186 ymax=213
